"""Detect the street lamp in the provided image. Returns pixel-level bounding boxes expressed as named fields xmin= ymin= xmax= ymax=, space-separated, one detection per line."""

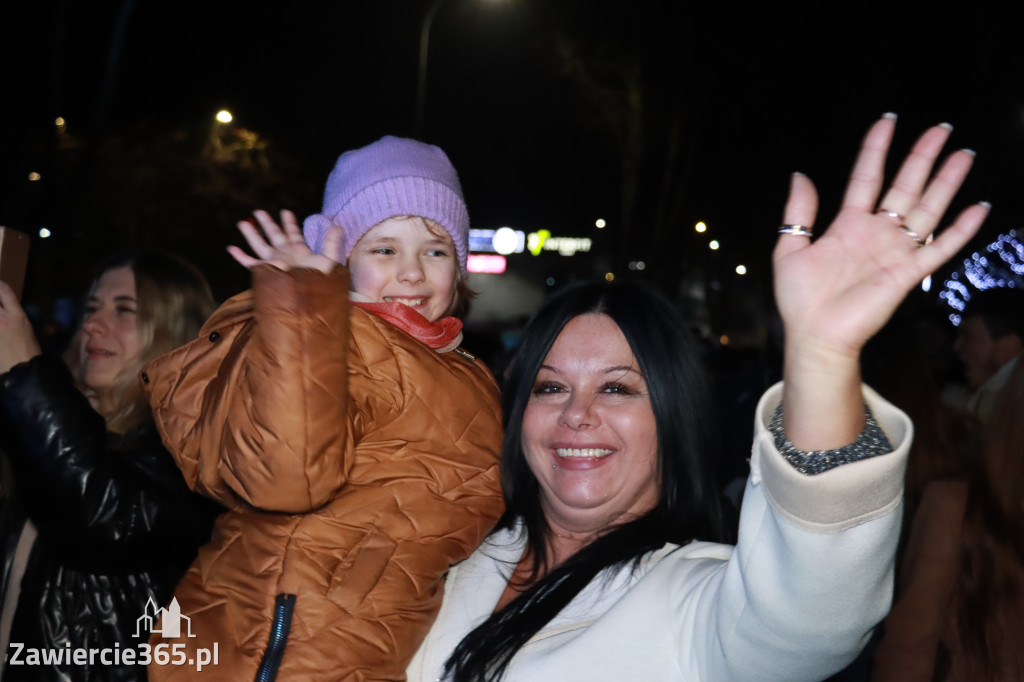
xmin=415 ymin=0 xmax=504 ymax=138
xmin=416 ymin=0 xmax=448 ymax=138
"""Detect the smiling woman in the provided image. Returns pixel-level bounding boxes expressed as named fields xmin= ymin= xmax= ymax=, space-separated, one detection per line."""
xmin=0 ymin=252 xmax=221 ymax=682
xmin=77 ymin=266 xmax=142 ymax=413
xmin=407 ymin=116 xmax=991 ymax=682
xmin=521 ymin=314 xmax=662 ymax=550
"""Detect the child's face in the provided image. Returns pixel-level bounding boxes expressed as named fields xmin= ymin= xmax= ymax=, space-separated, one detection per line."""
xmin=348 ymin=216 xmax=459 ymax=322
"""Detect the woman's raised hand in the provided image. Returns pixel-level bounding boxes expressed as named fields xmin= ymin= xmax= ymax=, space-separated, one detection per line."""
xmin=227 ymin=209 xmax=342 ymax=275
xmin=774 ymin=115 xmax=987 ymax=361
xmin=0 ymin=281 xmax=41 ymax=375
xmin=773 ymin=115 xmax=988 ymax=449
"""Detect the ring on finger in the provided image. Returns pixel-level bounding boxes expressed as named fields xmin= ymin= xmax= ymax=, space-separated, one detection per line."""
xmin=876 ymin=208 xmax=905 ymax=223
xmin=778 ymin=224 xmax=813 ymax=237
xmin=899 ymin=224 xmax=928 ymax=247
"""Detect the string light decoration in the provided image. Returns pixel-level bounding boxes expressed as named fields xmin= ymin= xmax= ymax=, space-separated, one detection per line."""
xmin=938 ymin=230 xmax=1024 ymax=325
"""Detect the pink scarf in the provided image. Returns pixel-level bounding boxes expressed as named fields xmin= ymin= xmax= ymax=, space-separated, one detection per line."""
xmin=351 ymin=300 xmax=463 ymax=353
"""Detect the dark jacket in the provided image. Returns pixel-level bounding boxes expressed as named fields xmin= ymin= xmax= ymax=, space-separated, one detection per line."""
xmin=0 ymin=355 xmax=221 ymax=682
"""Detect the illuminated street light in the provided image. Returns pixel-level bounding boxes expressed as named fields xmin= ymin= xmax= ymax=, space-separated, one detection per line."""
xmin=604 ymin=272 xmax=615 ymax=281
xmin=709 ymin=240 xmax=720 ymax=250
xmin=735 ymin=264 xmax=747 ymax=275
xmin=695 ymin=222 xmax=707 ymax=233
xmin=216 ymin=110 xmax=233 ymax=124
xmin=595 ymin=218 xmax=606 ymax=229
xmin=28 ymin=172 xmax=40 ymax=181
xmin=55 ymin=117 xmax=65 ymax=127
xmin=39 ymin=228 xmax=52 ymax=238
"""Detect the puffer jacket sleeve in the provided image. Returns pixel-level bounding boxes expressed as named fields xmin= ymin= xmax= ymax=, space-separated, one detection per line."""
xmin=0 ymin=355 xmax=219 ymax=569
xmin=144 ymin=265 xmax=352 ymax=513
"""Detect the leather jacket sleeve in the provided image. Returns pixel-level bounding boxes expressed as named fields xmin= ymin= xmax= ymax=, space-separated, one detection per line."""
xmin=0 ymin=354 xmax=220 ymax=571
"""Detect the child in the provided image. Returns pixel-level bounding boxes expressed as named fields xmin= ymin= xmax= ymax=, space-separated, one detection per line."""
xmin=142 ymin=137 xmax=504 ymax=680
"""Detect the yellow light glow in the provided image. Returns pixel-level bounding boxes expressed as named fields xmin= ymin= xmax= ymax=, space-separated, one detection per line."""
xmin=55 ymin=117 xmax=65 ymax=126
xmin=720 ymin=335 xmax=730 ymax=345
xmin=735 ymin=264 xmax=747 ymax=275
xmin=709 ymin=240 xmax=720 ymax=250
xmin=604 ymin=272 xmax=615 ymax=281
xmin=28 ymin=172 xmax=41 ymax=181
xmin=695 ymin=222 xmax=707 ymax=233
xmin=216 ymin=110 xmax=233 ymax=123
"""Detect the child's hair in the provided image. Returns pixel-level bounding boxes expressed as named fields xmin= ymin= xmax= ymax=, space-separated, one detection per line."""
xmin=303 ymin=136 xmax=472 ymax=275
xmin=67 ymin=252 xmax=216 ymax=433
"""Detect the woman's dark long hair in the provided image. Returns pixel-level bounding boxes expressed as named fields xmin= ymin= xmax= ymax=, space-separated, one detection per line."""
xmin=444 ymin=279 xmax=728 ymax=681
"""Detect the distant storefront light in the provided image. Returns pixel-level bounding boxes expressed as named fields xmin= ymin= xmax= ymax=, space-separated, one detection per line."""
xmin=469 ymin=228 xmax=525 ymax=254
xmin=492 ymin=227 xmax=520 ymax=255
xmin=467 ymin=254 xmax=507 ymax=274
xmin=469 ymin=228 xmax=592 ymax=257
xmin=527 ymin=230 xmax=592 ymax=257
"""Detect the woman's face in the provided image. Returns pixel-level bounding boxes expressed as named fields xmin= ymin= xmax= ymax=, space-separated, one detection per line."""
xmin=521 ymin=313 xmax=660 ymax=535
xmin=78 ymin=266 xmax=142 ymax=394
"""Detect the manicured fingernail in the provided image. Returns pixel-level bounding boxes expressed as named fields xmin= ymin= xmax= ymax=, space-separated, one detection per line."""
xmin=882 ymin=112 xmax=898 ymax=120
xmin=938 ymin=122 xmax=953 ymax=131
xmin=961 ymin=148 xmax=976 ymax=156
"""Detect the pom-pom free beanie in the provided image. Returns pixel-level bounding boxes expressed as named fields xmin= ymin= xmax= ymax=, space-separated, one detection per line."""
xmin=303 ymin=136 xmax=469 ymax=273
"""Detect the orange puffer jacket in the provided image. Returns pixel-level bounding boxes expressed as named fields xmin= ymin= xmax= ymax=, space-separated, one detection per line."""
xmin=141 ymin=266 xmax=504 ymax=681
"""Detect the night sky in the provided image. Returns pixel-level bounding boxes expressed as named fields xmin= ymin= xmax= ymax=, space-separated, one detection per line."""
xmin=3 ymin=1 xmax=1023 ymax=333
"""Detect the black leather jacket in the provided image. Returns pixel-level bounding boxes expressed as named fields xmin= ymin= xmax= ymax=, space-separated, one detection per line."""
xmin=0 ymin=356 xmax=222 ymax=681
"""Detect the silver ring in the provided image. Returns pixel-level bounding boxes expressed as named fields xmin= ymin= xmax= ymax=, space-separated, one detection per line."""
xmin=778 ymin=224 xmax=813 ymax=237
xmin=900 ymin=225 xmax=927 ymax=247
xmin=876 ymin=208 xmax=905 ymax=222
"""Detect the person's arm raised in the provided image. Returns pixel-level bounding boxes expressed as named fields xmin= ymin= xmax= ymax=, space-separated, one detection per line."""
xmin=221 ymin=209 xmax=353 ymax=511
xmin=773 ymin=115 xmax=988 ymax=451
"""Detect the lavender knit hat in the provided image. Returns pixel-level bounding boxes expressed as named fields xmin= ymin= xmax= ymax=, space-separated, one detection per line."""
xmin=303 ymin=136 xmax=470 ymax=274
